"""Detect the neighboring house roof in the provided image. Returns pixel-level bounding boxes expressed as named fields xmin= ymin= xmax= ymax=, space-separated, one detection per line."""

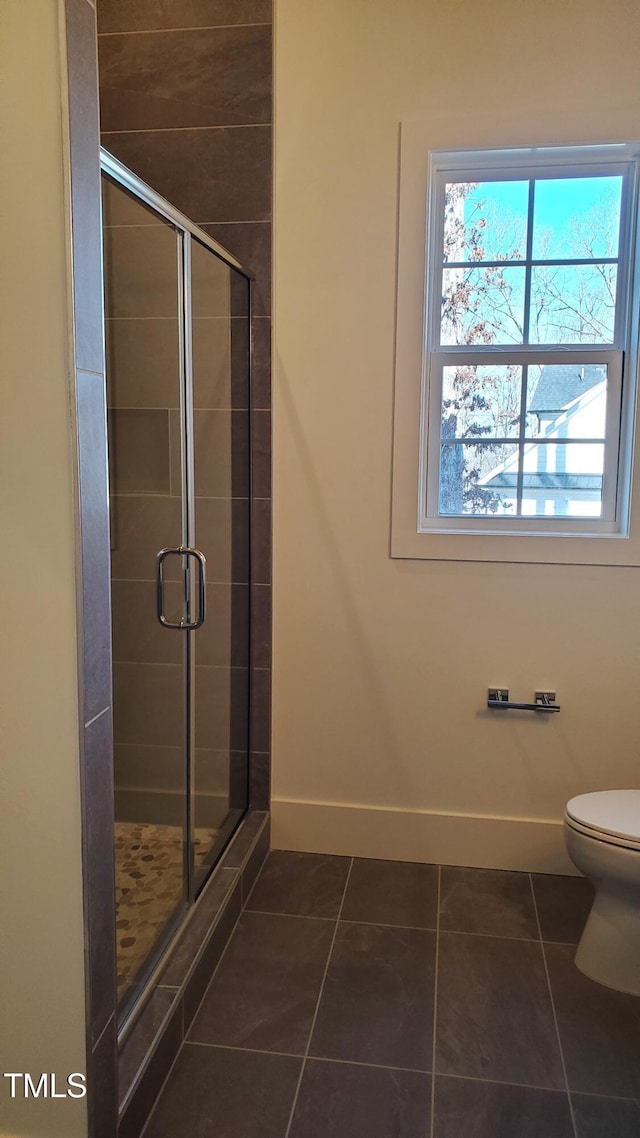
xmin=484 ymin=471 xmax=603 ymax=491
xmin=477 ymin=375 xmax=606 ymax=496
xmin=528 ymin=362 xmax=606 ymax=414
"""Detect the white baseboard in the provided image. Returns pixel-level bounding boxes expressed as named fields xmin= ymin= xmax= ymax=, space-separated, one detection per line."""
xmin=271 ymin=798 xmax=577 ymax=875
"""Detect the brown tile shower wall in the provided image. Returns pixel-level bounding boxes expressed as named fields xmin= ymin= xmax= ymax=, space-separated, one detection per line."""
xmin=97 ymin=0 xmax=273 ymax=813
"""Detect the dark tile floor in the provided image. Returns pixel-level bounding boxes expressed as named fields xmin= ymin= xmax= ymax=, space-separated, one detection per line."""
xmin=144 ymin=851 xmax=640 ymax=1138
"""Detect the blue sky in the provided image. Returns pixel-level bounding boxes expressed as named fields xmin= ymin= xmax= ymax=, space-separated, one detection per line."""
xmin=453 ymin=175 xmax=622 ymax=261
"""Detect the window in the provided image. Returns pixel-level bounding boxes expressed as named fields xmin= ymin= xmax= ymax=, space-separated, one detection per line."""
xmin=420 ymin=146 xmax=639 ymax=537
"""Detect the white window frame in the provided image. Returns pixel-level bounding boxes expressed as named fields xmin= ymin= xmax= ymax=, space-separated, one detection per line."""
xmin=424 ymin=348 xmax=622 ymax=533
xmin=422 ymin=147 xmax=635 ymax=536
xmin=391 ymin=114 xmax=640 ymax=566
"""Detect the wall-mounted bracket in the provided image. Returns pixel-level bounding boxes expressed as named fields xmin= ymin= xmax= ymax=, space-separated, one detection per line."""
xmin=487 ymin=688 xmax=560 ymax=713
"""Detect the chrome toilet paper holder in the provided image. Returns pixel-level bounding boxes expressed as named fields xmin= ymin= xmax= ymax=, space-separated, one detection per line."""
xmin=487 ymin=688 xmax=560 ymax=713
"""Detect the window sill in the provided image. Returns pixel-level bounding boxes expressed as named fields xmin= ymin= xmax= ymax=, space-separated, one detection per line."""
xmin=391 ymin=523 xmax=640 ymax=566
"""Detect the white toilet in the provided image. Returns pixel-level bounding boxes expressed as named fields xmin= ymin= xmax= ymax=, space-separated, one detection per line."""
xmin=564 ymin=789 xmax=640 ymax=996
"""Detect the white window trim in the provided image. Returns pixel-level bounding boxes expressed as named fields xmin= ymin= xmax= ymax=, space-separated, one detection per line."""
xmin=391 ymin=113 xmax=640 ymax=565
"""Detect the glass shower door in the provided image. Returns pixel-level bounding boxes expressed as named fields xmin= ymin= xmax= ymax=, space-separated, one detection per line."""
xmin=102 ymin=153 xmax=252 ymax=1023
xmin=188 ymin=238 xmax=251 ymax=891
xmin=102 ymin=175 xmax=189 ymax=1016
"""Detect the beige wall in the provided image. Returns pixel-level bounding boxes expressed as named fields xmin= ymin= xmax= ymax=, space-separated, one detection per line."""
xmin=272 ymin=0 xmax=640 ymax=870
xmin=0 ymin=2 xmax=87 ymax=1134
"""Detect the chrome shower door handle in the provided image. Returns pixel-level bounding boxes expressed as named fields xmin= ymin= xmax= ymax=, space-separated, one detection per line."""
xmin=185 ymin=547 xmax=206 ymax=630
xmin=156 ymin=546 xmax=207 ymax=630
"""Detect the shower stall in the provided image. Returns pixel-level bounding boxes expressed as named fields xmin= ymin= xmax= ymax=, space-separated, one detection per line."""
xmin=101 ymin=151 xmax=252 ymax=1023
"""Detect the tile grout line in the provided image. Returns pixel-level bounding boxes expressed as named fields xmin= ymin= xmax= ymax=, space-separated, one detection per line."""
xmin=110 ymin=493 xmax=269 ymax=500
xmin=101 ymin=123 xmax=271 ymax=134
xmin=283 ymin=858 xmax=355 ymax=1138
xmin=103 ymin=314 xmax=255 ymax=318
xmin=199 ymin=218 xmax=271 ymax=226
xmin=184 ymin=1037 xmax=640 ymax=1102
xmin=431 ymin=1068 xmax=596 ymax=1096
xmin=139 ymin=883 xmax=247 ymax=1138
xmin=138 ymin=1003 xmax=186 ymax=1138
xmin=84 ymin=705 xmax=110 ymax=729
xmin=565 ymin=1088 xmax=640 ymax=1105
xmin=429 ymin=865 xmax=441 ymax=1138
xmin=246 ymin=908 xmax=432 ymax=928
xmin=106 ymin=406 xmax=249 ymax=414
xmin=185 ymin=1039 xmax=429 ymax=1074
xmin=98 ymin=22 xmax=273 ymax=36
xmin=103 ymin=219 xmax=268 ymax=229
xmin=104 ymin=314 xmax=262 ymax=319
xmin=137 ymin=826 xmax=268 ymax=1136
xmin=243 ymin=906 xmax=572 ymax=943
xmin=529 ymin=873 xmax=578 ymax=1138
xmin=239 ymin=843 xmax=271 ymax=910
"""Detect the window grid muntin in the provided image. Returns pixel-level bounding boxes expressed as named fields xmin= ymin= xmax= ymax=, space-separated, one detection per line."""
xmin=443 ymin=256 xmax=619 ymax=269
xmin=515 ymin=363 xmax=528 ymax=510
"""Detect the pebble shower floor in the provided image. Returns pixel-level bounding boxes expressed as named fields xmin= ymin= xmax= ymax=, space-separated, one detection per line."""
xmin=114 ymin=821 xmax=215 ymax=999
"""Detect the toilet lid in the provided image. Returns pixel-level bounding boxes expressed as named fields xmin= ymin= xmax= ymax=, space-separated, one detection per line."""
xmin=565 ymin=790 xmax=640 ymax=844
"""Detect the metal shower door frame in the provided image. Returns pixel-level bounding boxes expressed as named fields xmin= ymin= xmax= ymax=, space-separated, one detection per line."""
xmin=101 ymin=148 xmax=253 ymax=913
